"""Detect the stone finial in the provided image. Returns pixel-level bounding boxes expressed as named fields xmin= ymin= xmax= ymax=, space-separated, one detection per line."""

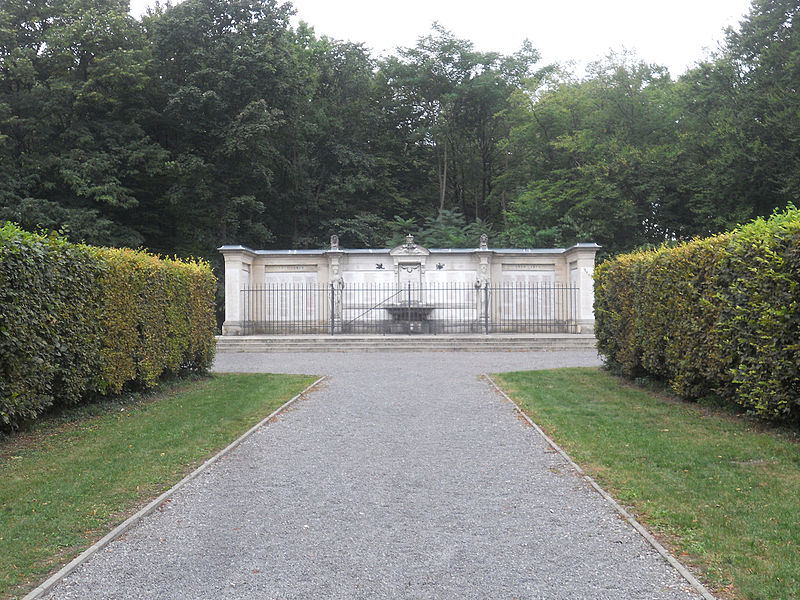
xmin=405 ymin=234 xmax=415 ymax=249
xmin=479 ymin=233 xmax=488 ymax=250
xmin=330 ymin=234 xmax=339 ymax=250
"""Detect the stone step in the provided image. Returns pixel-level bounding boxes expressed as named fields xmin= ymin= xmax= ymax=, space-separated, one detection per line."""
xmin=214 ymin=334 xmax=597 ymax=353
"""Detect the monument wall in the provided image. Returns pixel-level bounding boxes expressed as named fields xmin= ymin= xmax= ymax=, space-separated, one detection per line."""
xmin=219 ymin=236 xmax=599 ymax=335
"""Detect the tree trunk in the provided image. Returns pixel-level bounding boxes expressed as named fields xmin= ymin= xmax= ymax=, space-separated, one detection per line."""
xmin=501 ymin=151 xmax=508 ymax=228
xmin=438 ymin=140 xmax=448 ymax=212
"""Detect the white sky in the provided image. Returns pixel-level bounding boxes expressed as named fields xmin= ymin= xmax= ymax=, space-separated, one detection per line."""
xmin=129 ymin=0 xmax=754 ymax=77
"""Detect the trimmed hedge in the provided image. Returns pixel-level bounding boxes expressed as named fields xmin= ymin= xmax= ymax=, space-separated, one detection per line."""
xmin=0 ymin=224 xmax=216 ymax=428
xmin=595 ymin=207 xmax=800 ymax=421
xmin=98 ymin=248 xmax=216 ymax=394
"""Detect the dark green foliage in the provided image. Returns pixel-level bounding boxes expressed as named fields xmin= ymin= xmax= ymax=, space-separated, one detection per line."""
xmin=0 ymin=0 xmax=165 ymax=247
xmin=501 ymin=53 xmax=728 ymax=255
xmin=379 ymin=27 xmax=548 ymax=228
xmin=0 ymin=0 xmax=798 ymax=276
xmin=675 ymin=0 xmax=800 ymax=233
xmin=595 ymin=207 xmax=800 ymax=421
xmin=714 ymin=210 xmax=800 ymax=418
xmin=0 ymin=224 xmax=104 ymax=425
xmin=497 ymin=0 xmax=800 ymax=255
xmin=0 ymin=224 xmax=217 ymax=429
xmin=383 ymin=208 xmax=492 ymax=248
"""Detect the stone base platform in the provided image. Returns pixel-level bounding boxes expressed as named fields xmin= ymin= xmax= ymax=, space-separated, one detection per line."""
xmin=214 ymin=333 xmax=598 ymax=353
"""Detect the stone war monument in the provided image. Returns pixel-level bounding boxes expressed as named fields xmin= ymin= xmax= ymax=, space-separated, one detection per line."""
xmin=219 ymin=236 xmax=599 ymax=336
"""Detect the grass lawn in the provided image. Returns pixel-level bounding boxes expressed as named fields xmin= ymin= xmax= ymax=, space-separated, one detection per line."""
xmin=0 ymin=373 xmax=317 ymax=600
xmin=493 ymin=368 xmax=800 ymax=600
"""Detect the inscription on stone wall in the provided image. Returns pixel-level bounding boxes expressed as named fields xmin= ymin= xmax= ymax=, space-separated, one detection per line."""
xmin=264 ymin=264 xmax=318 ymax=273
xmin=501 ymin=263 xmax=555 ymax=271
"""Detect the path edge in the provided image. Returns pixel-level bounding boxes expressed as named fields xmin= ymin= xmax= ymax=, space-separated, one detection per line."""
xmin=22 ymin=375 xmax=327 ymax=600
xmin=483 ymin=373 xmax=716 ymax=600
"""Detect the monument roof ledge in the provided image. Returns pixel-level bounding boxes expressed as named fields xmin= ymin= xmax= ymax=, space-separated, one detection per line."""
xmin=253 ymin=249 xmax=326 ymax=255
xmin=490 ymin=248 xmax=566 ymax=254
xmin=219 ymin=243 xmax=600 ymax=255
xmin=565 ymin=242 xmax=601 ymax=251
xmin=218 ymin=244 xmax=256 ymax=253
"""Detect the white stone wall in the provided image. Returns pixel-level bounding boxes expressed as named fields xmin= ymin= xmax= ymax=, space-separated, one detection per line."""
xmin=219 ymin=240 xmax=600 ymax=335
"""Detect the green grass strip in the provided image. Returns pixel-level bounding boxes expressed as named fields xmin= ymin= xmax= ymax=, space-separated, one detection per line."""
xmin=0 ymin=373 xmax=316 ymax=599
xmin=493 ymin=368 xmax=800 ymax=600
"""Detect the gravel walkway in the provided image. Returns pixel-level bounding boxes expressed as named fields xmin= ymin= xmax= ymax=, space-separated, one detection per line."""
xmin=44 ymin=351 xmax=703 ymax=599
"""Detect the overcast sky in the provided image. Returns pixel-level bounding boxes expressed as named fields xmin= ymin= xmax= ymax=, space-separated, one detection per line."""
xmin=129 ymin=0 xmax=754 ymax=77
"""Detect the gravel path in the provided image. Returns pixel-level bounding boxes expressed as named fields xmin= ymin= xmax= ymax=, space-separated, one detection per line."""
xmin=44 ymin=351 xmax=703 ymax=599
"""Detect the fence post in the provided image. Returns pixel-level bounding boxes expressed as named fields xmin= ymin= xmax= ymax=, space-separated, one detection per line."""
xmin=407 ymin=281 xmax=412 ymax=335
xmin=330 ymin=283 xmax=335 ymax=335
xmin=484 ymin=281 xmax=489 ymax=335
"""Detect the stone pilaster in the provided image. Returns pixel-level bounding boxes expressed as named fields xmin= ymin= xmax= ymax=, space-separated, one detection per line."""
xmin=564 ymin=243 xmax=601 ymax=334
xmin=324 ymin=248 xmax=344 ymax=330
xmin=218 ymin=245 xmax=257 ymax=336
xmin=476 ymin=235 xmax=492 ymax=285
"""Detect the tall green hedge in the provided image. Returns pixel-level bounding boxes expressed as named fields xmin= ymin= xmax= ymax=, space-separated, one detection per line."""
xmin=98 ymin=248 xmax=216 ymax=394
xmin=595 ymin=207 xmax=800 ymax=421
xmin=0 ymin=224 xmax=216 ymax=429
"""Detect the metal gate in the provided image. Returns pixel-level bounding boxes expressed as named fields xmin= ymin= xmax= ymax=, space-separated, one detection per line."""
xmin=241 ymin=282 xmax=578 ymax=335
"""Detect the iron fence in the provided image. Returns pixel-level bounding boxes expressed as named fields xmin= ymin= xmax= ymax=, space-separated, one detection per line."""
xmin=241 ymin=282 xmax=579 ymax=335
xmin=241 ymin=283 xmax=331 ymax=335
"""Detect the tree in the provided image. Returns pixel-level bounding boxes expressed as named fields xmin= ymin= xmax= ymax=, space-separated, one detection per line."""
xmin=675 ymin=0 xmax=800 ymax=232
xmin=378 ymin=26 xmax=547 ymax=229
xmin=284 ymin=28 xmax=392 ymax=247
xmin=3 ymin=0 xmax=799 ymax=268
xmin=141 ymin=0 xmax=300 ymax=255
xmin=502 ymin=53 xmax=687 ymax=254
xmin=0 ymin=0 xmax=164 ymax=246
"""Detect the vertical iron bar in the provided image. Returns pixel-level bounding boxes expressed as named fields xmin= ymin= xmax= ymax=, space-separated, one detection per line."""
xmin=484 ymin=281 xmax=489 ymax=334
xmin=407 ymin=281 xmax=411 ymax=335
xmin=573 ymin=284 xmax=577 ymax=333
xmin=330 ymin=282 xmax=335 ymax=335
xmin=502 ymin=283 xmax=512 ymax=331
xmin=500 ymin=283 xmax=511 ymax=331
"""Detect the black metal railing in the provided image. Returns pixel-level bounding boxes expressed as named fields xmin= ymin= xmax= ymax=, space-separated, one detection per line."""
xmin=488 ymin=282 xmax=578 ymax=333
xmin=241 ymin=282 xmax=579 ymax=335
xmin=241 ymin=283 xmax=331 ymax=335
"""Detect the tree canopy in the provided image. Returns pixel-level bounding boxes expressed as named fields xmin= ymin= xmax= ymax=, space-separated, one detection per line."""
xmin=1 ymin=0 xmax=797 ymax=261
